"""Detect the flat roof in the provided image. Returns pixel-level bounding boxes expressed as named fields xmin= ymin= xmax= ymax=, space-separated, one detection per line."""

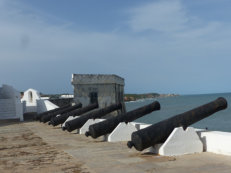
xmin=72 ymin=74 xmax=125 ymax=85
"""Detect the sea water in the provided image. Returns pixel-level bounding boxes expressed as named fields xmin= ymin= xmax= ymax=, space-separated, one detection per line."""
xmin=125 ymin=93 xmax=231 ymax=132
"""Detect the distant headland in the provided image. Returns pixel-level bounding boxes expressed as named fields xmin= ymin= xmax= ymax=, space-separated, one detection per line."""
xmin=124 ymin=93 xmax=179 ymax=102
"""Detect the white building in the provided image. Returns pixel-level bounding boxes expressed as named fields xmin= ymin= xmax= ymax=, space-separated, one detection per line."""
xmin=21 ymin=88 xmax=59 ymax=114
xmin=21 ymin=89 xmax=41 ymax=113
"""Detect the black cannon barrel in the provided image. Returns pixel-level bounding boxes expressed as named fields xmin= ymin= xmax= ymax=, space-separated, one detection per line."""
xmin=34 ymin=103 xmax=71 ymax=121
xmin=50 ymin=103 xmax=99 ymax=126
xmin=127 ymin=97 xmax=228 ymax=151
xmin=35 ymin=108 xmax=59 ymax=121
xmin=65 ymin=103 xmax=122 ymax=132
xmin=40 ymin=103 xmax=82 ymax=123
xmin=85 ymin=101 xmax=160 ymax=139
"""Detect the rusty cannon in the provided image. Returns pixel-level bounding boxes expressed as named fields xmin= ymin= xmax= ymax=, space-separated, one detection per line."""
xmin=85 ymin=101 xmax=160 ymax=139
xmin=34 ymin=103 xmax=71 ymax=121
xmin=40 ymin=103 xmax=82 ymax=123
xmin=65 ymin=103 xmax=122 ymax=132
xmin=49 ymin=103 xmax=99 ymax=126
xmin=127 ymin=97 xmax=228 ymax=151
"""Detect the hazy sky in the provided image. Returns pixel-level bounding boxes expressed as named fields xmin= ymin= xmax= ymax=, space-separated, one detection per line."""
xmin=0 ymin=0 xmax=231 ymax=94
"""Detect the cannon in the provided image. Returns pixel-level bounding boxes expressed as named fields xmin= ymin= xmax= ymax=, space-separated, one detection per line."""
xmin=49 ymin=103 xmax=99 ymax=126
xmin=65 ymin=103 xmax=122 ymax=132
xmin=85 ymin=101 xmax=160 ymax=138
xmin=34 ymin=103 xmax=71 ymax=121
xmin=40 ymin=103 xmax=82 ymax=123
xmin=127 ymin=97 xmax=228 ymax=151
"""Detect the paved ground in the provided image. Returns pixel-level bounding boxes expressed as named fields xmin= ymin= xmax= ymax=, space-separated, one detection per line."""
xmin=1 ymin=121 xmax=231 ymax=173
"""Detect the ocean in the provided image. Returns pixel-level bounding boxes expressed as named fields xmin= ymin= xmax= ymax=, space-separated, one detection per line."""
xmin=125 ymin=93 xmax=231 ymax=132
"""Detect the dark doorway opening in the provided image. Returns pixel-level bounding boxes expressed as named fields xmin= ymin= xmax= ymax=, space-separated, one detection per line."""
xmin=89 ymin=92 xmax=98 ymax=104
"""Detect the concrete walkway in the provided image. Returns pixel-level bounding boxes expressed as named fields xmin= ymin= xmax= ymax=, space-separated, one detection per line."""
xmin=1 ymin=121 xmax=231 ymax=173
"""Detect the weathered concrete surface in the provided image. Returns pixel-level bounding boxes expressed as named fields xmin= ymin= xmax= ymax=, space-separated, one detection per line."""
xmin=0 ymin=121 xmax=91 ymax=173
xmin=1 ymin=121 xmax=231 ymax=173
xmin=72 ymin=74 xmax=125 ymax=117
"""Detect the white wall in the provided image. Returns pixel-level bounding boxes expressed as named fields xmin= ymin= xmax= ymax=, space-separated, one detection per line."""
xmin=0 ymin=99 xmax=16 ymax=118
xmin=197 ymin=130 xmax=231 ymax=156
xmin=0 ymin=84 xmax=23 ymax=121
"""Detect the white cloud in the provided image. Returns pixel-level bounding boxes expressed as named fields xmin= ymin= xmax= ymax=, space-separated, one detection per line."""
xmin=174 ymin=22 xmax=222 ymax=39
xmin=128 ymin=0 xmax=188 ymax=32
xmin=126 ymin=0 xmax=231 ymax=43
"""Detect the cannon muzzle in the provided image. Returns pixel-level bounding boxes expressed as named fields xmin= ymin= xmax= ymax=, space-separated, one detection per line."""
xmin=127 ymin=97 xmax=228 ymax=151
xmin=40 ymin=103 xmax=82 ymax=123
xmin=65 ymin=103 xmax=122 ymax=132
xmin=34 ymin=103 xmax=71 ymax=121
xmin=49 ymin=103 xmax=99 ymax=126
xmin=86 ymin=101 xmax=160 ymax=138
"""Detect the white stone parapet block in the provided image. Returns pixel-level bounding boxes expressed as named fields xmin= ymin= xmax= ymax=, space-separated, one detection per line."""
xmin=108 ymin=123 xmax=138 ymax=142
xmin=150 ymin=127 xmax=203 ymax=156
xmin=138 ymin=123 xmax=152 ymax=129
xmin=37 ymin=100 xmax=58 ymax=113
xmin=107 ymin=122 xmax=152 ymax=142
xmin=79 ymin=119 xmax=105 ymax=134
xmin=62 ymin=116 xmax=79 ymax=129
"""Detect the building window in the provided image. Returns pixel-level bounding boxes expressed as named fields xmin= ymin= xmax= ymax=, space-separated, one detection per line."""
xmin=89 ymin=92 xmax=98 ymax=104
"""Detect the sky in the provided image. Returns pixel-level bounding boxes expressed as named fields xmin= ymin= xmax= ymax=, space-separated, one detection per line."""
xmin=0 ymin=0 xmax=231 ymax=95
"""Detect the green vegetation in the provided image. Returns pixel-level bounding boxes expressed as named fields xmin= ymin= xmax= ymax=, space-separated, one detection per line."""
xmin=39 ymin=93 xmax=178 ymax=102
xmin=124 ymin=93 xmax=179 ymax=102
xmin=124 ymin=93 xmax=160 ymax=102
